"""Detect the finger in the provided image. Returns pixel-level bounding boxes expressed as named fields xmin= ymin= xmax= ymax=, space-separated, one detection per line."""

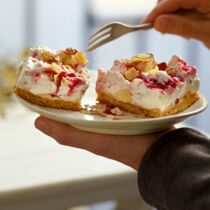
xmin=203 ymin=41 xmax=210 ymax=49
xmin=35 ymin=116 xmax=107 ymax=150
xmin=157 ymin=0 xmax=164 ymax=5
xmin=35 ymin=116 xmax=134 ymax=159
xmin=142 ymin=0 xmax=200 ymax=23
xmin=140 ymin=0 xmax=163 ymax=24
xmin=34 ymin=116 xmax=139 ymax=166
xmin=154 ymin=14 xmax=210 ymax=42
xmin=34 ymin=116 xmax=175 ymax=170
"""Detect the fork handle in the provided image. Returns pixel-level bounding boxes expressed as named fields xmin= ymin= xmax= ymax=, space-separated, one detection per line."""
xmin=131 ymin=23 xmax=153 ymax=31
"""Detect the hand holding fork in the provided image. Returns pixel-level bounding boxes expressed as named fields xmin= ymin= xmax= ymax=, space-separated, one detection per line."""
xmin=87 ymin=6 xmax=208 ymax=51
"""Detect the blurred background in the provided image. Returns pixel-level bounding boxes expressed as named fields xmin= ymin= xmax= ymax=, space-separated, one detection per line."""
xmin=0 ymin=0 xmax=209 ymax=210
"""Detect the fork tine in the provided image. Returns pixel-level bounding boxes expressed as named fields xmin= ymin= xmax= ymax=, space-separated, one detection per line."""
xmin=88 ymin=23 xmax=112 ymax=40
xmin=88 ymin=30 xmax=111 ymax=46
xmin=87 ymin=36 xmax=113 ymax=52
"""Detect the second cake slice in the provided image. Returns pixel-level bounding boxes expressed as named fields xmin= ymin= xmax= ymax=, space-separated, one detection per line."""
xmin=96 ymin=53 xmax=200 ymax=117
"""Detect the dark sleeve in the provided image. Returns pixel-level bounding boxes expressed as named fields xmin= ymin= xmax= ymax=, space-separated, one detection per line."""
xmin=138 ymin=128 xmax=210 ymax=210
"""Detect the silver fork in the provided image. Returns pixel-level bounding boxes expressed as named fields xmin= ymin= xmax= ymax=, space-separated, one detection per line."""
xmin=87 ymin=22 xmax=153 ymax=52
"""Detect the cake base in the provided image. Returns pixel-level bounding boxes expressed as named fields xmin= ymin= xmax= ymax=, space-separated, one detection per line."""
xmin=97 ymin=91 xmax=200 ymax=118
xmin=13 ymin=86 xmax=81 ymax=111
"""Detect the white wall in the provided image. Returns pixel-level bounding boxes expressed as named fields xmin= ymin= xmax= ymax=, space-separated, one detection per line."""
xmin=36 ymin=0 xmax=86 ymax=50
xmin=0 ymin=0 xmax=25 ymax=57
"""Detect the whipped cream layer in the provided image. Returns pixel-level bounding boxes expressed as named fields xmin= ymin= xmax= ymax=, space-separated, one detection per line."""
xmin=17 ymin=47 xmax=90 ymax=102
xmin=96 ymin=55 xmax=200 ymax=112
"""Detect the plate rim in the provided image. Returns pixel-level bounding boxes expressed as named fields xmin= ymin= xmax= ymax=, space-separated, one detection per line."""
xmin=14 ymin=92 xmax=208 ymax=124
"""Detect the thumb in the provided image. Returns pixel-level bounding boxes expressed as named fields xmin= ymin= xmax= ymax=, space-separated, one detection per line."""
xmin=154 ymin=14 xmax=210 ymax=42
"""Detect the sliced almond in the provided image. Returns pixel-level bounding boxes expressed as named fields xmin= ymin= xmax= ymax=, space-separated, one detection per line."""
xmin=125 ymin=67 xmax=139 ymax=81
xmin=143 ymin=60 xmax=157 ymax=72
xmin=126 ymin=53 xmax=152 ymax=64
xmin=148 ymin=66 xmax=159 ymax=76
xmin=65 ymin=48 xmax=78 ymax=55
xmin=40 ymin=51 xmax=60 ymax=64
xmin=133 ymin=53 xmax=151 ymax=60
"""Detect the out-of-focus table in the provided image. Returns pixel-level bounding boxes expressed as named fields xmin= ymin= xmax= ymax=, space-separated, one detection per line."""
xmin=0 ymin=103 xmax=152 ymax=210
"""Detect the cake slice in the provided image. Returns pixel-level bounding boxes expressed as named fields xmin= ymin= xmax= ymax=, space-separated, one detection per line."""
xmin=96 ymin=53 xmax=200 ymax=117
xmin=14 ymin=46 xmax=90 ymax=110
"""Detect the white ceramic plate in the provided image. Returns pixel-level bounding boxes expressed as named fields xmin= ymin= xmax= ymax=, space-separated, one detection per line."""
xmin=15 ymin=71 xmax=208 ymax=135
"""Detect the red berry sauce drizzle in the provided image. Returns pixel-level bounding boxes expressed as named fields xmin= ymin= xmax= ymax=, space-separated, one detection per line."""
xmin=44 ymin=69 xmax=57 ymax=77
xmin=104 ymin=104 xmax=116 ymax=115
xmin=158 ymin=62 xmax=167 ymax=71
xmin=55 ymin=70 xmax=84 ymax=96
xmin=175 ymin=98 xmax=179 ymax=104
xmin=43 ymin=68 xmax=85 ymax=96
xmin=178 ymin=59 xmax=196 ymax=73
xmin=138 ymin=74 xmax=179 ymax=93
xmin=32 ymin=51 xmax=38 ymax=58
xmin=67 ymin=78 xmax=85 ymax=96
xmin=34 ymin=73 xmax=41 ymax=84
xmin=69 ymin=64 xmax=79 ymax=71
xmin=137 ymin=60 xmax=195 ymax=93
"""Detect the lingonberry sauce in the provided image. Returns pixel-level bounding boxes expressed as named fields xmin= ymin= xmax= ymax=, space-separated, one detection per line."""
xmin=32 ymin=51 xmax=38 ymax=58
xmin=138 ymin=75 xmax=179 ymax=91
xmin=158 ymin=62 xmax=167 ymax=71
xmin=104 ymin=104 xmax=116 ymax=115
xmin=44 ymin=69 xmax=57 ymax=76
xmin=67 ymin=78 xmax=85 ymax=96
xmin=69 ymin=63 xmax=79 ymax=70
xmin=175 ymin=98 xmax=179 ymax=104
xmin=55 ymin=70 xmax=84 ymax=95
